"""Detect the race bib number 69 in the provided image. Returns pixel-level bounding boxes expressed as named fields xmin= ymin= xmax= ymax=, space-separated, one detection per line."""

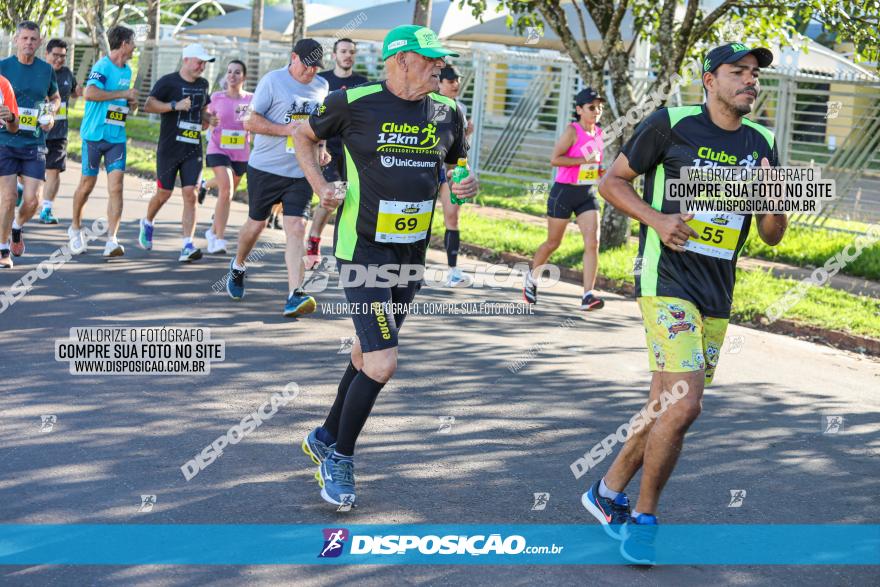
xmin=375 ymin=200 xmax=433 ymax=244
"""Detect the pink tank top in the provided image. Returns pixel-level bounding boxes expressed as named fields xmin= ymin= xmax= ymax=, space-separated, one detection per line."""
xmin=555 ymin=123 xmax=604 ymax=185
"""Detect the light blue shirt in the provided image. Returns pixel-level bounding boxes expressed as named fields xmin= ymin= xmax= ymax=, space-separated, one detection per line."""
xmin=81 ymin=56 xmax=132 ymax=144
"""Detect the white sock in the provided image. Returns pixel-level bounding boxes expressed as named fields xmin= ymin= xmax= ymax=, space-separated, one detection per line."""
xmin=42 ymin=200 xmax=52 ymax=211
xmin=183 ymin=237 xmax=193 ymax=247
xmin=107 ymin=236 xmax=118 ymax=244
xmin=232 ymin=261 xmax=245 ymax=271
xmin=143 ymin=218 xmax=153 ymax=227
xmin=584 ymin=290 xmax=594 ymax=298
xmin=12 ymin=220 xmax=21 ymax=230
xmin=632 ymin=510 xmax=645 ymax=519
xmin=0 ymin=242 xmax=8 ymax=251
xmin=599 ymin=478 xmax=620 ymax=500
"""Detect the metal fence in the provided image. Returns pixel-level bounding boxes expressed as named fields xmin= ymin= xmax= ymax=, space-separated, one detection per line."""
xmin=2 ymin=33 xmax=878 ymax=226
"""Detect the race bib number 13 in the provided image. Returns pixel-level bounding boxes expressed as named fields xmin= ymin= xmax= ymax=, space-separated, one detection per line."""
xmin=221 ymin=129 xmax=245 ymax=150
xmin=375 ymin=200 xmax=433 ymax=244
xmin=684 ymin=213 xmax=743 ymax=260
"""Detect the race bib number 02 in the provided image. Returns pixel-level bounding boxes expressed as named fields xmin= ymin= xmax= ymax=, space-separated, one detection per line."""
xmin=684 ymin=213 xmax=743 ymax=260
xmin=106 ymin=104 xmax=129 ymax=127
xmin=576 ymin=164 xmax=600 ymax=186
xmin=221 ymin=129 xmax=246 ymax=150
xmin=177 ymin=121 xmax=201 ymax=144
xmin=18 ymin=107 xmax=38 ymax=132
xmin=375 ymin=200 xmax=433 ymax=244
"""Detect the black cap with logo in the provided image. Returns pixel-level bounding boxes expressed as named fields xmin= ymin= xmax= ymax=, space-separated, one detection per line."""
xmin=703 ymin=43 xmax=773 ymax=74
xmin=575 ymin=87 xmax=604 ymax=106
xmin=439 ymin=65 xmax=461 ymax=81
xmin=293 ymin=38 xmax=324 ymax=67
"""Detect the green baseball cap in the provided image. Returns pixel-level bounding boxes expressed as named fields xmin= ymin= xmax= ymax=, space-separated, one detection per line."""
xmin=382 ymin=25 xmax=459 ymax=61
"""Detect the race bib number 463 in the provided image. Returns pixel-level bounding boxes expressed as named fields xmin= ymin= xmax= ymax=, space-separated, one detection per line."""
xmin=684 ymin=213 xmax=743 ymax=260
xmin=375 ymin=200 xmax=433 ymax=244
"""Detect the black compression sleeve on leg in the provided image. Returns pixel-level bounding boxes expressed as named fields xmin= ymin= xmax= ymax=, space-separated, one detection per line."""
xmin=334 ymin=370 xmax=386 ymax=456
xmin=322 ymin=361 xmax=359 ymax=439
xmin=444 ymin=229 xmax=460 ymax=268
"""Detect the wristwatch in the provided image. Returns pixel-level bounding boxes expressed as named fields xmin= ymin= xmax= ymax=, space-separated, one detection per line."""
xmin=170 ymin=100 xmax=177 ymax=112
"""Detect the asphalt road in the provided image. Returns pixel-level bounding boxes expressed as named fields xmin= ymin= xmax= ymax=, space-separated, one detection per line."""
xmin=1 ymin=162 xmax=878 ymax=585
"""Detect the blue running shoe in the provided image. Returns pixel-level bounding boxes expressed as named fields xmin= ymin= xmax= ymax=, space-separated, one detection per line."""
xmin=316 ymin=455 xmax=356 ymax=506
xmin=619 ymin=513 xmax=658 ymax=565
xmin=138 ymin=218 xmax=153 ymax=250
xmin=582 ymin=479 xmax=632 ymax=540
xmin=226 ymin=260 xmax=246 ymax=300
xmin=178 ymin=243 xmax=203 ymax=262
xmin=39 ymin=207 xmax=59 ymax=224
xmin=302 ymin=427 xmax=335 ymax=465
xmin=283 ymin=289 xmax=316 ymax=317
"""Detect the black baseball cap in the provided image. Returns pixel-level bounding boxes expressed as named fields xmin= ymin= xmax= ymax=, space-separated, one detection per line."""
xmin=575 ymin=87 xmax=604 ymax=105
xmin=703 ymin=42 xmax=773 ymax=74
xmin=293 ymin=38 xmax=323 ymax=67
xmin=439 ymin=65 xmax=461 ymax=81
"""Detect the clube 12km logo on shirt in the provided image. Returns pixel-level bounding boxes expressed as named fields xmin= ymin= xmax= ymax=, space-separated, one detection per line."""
xmin=317 ymin=528 xmax=545 ymax=558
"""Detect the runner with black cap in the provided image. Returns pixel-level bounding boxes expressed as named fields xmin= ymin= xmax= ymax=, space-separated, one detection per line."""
xmin=437 ymin=64 xmax=475 ymax=287
xmin=583 ymin=42 xmax=785 ymax=565
xmin=294 ymin=24 xmax=475 ymax=507
xmin=305 ymin=38 xmax=370 ymax=269
xmin=523 ymin=86 xmax=606 ymax=309
xmin=224 ymin=38 xmax=330 ymax=317
xmin=141 ymin=43 xmax=216 ymax=262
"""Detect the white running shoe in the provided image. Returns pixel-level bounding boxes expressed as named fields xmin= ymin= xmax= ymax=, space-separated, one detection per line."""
xmin=67 ymin=226 xmax=86 ymax=255
xmin=445 ymin=268 xmax=473 ymax=288
xmin=102 ymin=240 xmax=124 ymax=257
xmin=205 ymin=227 xmax=216 ymax=250
xmin=208 ymin=238 xmax=227 ymax=255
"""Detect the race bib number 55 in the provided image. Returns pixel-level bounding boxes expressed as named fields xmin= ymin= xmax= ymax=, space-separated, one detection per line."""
xmin=684 ymin=213 xmax=743 ymax=260
xmin=375 ymin=200 xmax=433 ymax=244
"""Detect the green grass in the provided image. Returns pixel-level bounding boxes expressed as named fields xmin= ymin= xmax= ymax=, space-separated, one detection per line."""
xmin=742 ymin=224 xmax=880 ymax=280
xmin=435 ymin=210 xmax=880 ymax=339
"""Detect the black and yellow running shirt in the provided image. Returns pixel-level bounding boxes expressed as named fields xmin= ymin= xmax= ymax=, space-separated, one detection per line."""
xmin=621 ymin=104 xmax=778 ymax=318
xmin=308 ymin=81 xmax=468 ymax=266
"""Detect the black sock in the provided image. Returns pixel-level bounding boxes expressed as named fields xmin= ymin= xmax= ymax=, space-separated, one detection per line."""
xmin=444 ymin=229 xmax=460 ymax=268
xmin=322 ymin=361 xmax=359 ymax=439
xmin=334 ymin=371 xmax=386 ymax=456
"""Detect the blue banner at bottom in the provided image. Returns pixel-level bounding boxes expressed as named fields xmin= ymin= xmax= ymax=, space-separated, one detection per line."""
xmin=0 ymin=525 xmax=878 ymax=565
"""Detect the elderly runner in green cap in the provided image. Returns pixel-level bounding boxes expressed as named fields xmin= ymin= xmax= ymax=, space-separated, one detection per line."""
xmin=294 ymin=24 xmax=478 ymax=508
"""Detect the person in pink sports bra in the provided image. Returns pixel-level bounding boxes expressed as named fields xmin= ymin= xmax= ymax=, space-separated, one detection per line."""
xmin=523 ymin=87 xmax=606 ymax=310
xmin=201 ymin=59 xmax=252 ymax=254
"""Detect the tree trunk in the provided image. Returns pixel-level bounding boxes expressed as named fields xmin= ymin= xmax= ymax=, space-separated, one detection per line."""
xmin=92 ymin=0 xmax=111 ymax=56
xmin=64 ymin=0 xmax=77 ymax=65
xmin=412 ymin=0 xmax=431 ymax=27
xmin=291 ymin=0 xmax=304 ymax=46
xmin=248 ymin=0 xmax=264 ymax=91
xmin=599 ymin=42 xmax=637 ymax=250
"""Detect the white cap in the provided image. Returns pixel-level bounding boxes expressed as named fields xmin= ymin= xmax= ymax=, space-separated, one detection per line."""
xmin=182 ymin=43 xmax=215 ymax=62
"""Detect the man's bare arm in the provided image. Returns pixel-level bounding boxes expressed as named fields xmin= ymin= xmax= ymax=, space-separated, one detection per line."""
xmin=244 ymin=111 xmax=294 ymax=137
xmin=294 ymin=121 xmax=336 ymax=210
xmin=598 ymin=153 xmax=697 ymax=252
